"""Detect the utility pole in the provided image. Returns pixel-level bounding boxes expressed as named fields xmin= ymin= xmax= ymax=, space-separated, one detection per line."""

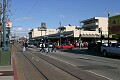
xmin=2 ymin=0 xmax=8 ymax=51
xmin=0 ymin=2 xmax=2 ymax=47
xmin=108 ymin=12 xmax=110 ymax=47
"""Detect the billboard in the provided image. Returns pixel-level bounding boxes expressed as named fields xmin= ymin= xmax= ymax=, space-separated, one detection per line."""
xmin=109 ymin=15 xmax=120 ymax=34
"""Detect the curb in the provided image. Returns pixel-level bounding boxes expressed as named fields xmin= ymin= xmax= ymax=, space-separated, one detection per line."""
xmin=12 ymin=46 xmax=18 ymax=80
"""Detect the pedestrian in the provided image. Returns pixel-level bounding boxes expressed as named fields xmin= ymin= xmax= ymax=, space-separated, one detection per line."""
xmin=45 ymin=42 xmax=49 ymax=53
xmin=51 ymin=42 xmax=56 ymax=52
xmin=22 ymin=41 xmax=26 ymax=52
xmin=25 ymin=41 xmax=28 ymax=50
xmin=39 ymin=43 xmax=45 ymax=52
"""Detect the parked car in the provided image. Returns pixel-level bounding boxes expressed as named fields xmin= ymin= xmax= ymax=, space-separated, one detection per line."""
xmin=48 ymin=42 xmax=53 ymax=48
xmin=101 ymin=42 xmax=120 ymax=56
xmin=28 ymin=43 xmax=36 ymax=48
xmin=56 ymin=44 xmax=74 ymax=49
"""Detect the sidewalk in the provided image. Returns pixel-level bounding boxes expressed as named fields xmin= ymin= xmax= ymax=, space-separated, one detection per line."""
xmin=0 ymin=45 xmax=16 ymax=80
xmin=0 ymin=65 xmax=13 ymax=80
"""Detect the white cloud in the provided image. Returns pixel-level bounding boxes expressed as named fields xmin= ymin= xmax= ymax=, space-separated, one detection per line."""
xmin=18 ymin=27 xmax=23 ymax=31
xmin=59 ymin=14 xmax=65 ymax=18
xmin=11 ymin=27 xmax=29 ymax=37
xmin=27 ymin=28 xmax=32 ymax=31
xmin=12 ymin=27 xmax=24 ymax=31
xmin=22 ymin=17 xmax=32 ymax=20
xmin=114 ymin=12 xmax=120 ymax=15
xmin=15 ymin=17 xmax=32 ymax=21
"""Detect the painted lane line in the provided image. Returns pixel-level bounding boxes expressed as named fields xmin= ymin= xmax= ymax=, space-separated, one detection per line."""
xmin=32 ymin=57 xmax=39 ymax=62
xmin=86 ymin=70 xmax=113 ymax=80
xmin=41 ymin=53 xmax=76 ymax=67
xmin=30 ymin=48 xmax=113 ymax=80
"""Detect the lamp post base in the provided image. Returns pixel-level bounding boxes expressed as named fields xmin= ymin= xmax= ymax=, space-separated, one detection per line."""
xmin=2 ymin=47 xmax=8 ymax=51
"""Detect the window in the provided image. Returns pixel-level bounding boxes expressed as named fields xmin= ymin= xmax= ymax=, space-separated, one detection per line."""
xmin=111 ymin=43 xmax=116 ymax=47
xmin=116 ymin=43 xmax=120 ymax=48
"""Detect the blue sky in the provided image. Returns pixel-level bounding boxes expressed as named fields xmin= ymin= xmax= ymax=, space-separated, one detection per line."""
xmin=9 ymin=0 xmax=120 ymax=37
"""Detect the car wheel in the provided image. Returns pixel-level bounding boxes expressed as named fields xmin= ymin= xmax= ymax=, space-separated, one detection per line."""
xmin=103 ymin=50 xmax=108 ymax=57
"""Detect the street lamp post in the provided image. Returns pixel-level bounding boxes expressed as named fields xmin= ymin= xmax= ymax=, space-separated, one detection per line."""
xmin=2 ymin=0 xmax=8 ymax=51
xmin=108 ymin=12 xmax=110 ymax=47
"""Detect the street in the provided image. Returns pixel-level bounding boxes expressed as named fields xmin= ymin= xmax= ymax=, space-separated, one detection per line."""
xmin=14 ymin=43 xmax=120 ymax=80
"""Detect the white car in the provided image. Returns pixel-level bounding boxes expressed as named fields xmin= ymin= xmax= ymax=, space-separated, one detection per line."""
xmin=101 ymin=42 xmax=120 ymax=56
xmin=28 ymin=43 xmax=36 ymax=48
xmin=48 ymin=42 xmax=53 ymax=48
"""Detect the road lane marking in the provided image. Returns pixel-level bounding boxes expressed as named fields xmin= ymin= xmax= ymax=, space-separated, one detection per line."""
xmin=41 ymin=53 xmax=76 ymax=67
xmin=86 ymin=70 xmax=113 ymax=80
xmin=41 ymin=53 xmax=113 ymax=80
xmin=32 ymin=57 xmax=39 ymax=62
xmin=28 ymin=48 xmax=76 ymax=66
xmin=29 ymin=48 xmax=114 ymax=80
xmin=29 ymin=49 xmax=113 ymax=80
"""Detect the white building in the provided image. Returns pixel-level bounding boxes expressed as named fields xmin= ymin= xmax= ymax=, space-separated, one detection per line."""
xmin=28 ymin=28 xmax=58 ymax=39
xmin=81 ymin=17 xmax=108 ymax=38
xmin=28 ymin=17 xmax=108 ymax=43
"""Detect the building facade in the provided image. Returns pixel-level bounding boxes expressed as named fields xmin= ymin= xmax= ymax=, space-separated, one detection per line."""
xmin=81 ymin=17 xmax=108 ymax=37
xmin=28 ymin=28 xmax=58 ymax=39
xmin=28 ymin=17 xmax=108 ymax=45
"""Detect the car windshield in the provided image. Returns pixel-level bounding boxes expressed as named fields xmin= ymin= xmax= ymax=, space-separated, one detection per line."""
xmin=48 ymin=42 xmax=52 ymax=45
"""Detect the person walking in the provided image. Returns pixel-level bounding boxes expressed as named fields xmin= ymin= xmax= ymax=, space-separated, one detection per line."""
xmin=22 ymin=41 xmax=26 ymax=52
xmin=45 ymin=42 xmax=49 ymax=53
xmin=39 ymin=43 xmax=45 ymax=52
xmin=51 ymin=42 xmax=56 ymax=52
xmin=25 ymin=41 xmax=28 ymax=50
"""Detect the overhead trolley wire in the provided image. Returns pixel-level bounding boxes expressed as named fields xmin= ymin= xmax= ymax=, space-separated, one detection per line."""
xmin=27 ymin=0 xmax=39 ymax=16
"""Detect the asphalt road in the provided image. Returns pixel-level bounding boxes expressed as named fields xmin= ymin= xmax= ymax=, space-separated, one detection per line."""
xmin=31 ymin=47 xmax=120 ymax=80
xmin=16 ymin=44 xmax=120 ymax=80
xmin=52 ymin=49 xmax=120 ymax=80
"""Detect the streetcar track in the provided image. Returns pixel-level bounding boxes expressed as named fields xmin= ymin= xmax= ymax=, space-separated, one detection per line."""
xmin=22 ymin=53 xmax=48 ymax=80
xmin=29 ymin=49 xmax=108 ymax=80
xmin=15 ymin=45 xmax=48 ymax=80
xmin=17 ymin=45 xmax=81 ymax=80
xmin=35 ymin=52 xmax=82 ymax=80
xmin=13 ymin=49 xmax=27 ymax=80
xmin=27 ymin=49 xmax=81 ymax=80
xmin=15 ymin=44 xmax=107 ymax=80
